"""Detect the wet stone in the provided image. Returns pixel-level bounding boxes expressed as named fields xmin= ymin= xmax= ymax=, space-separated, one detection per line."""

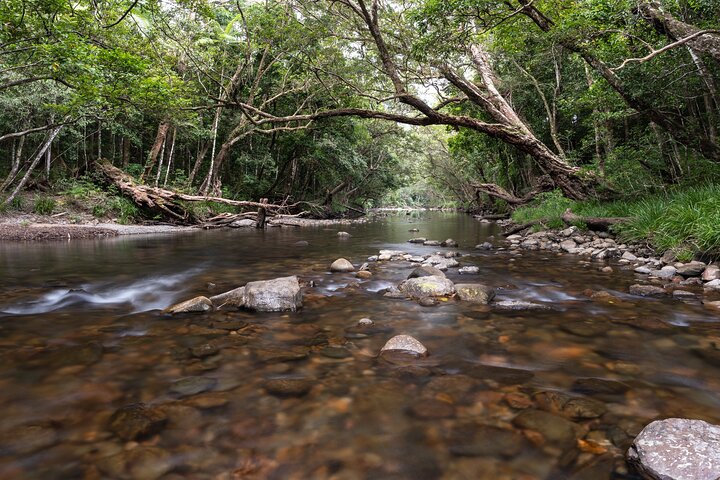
xmin=560 ymin=321 xmax=607 ymax=338
xmin=209 ymin=286 xmax=245 ymax=309
xmin=693 ymin=344 xmax=720 ymax=367
xmin=417 ymin=297 xmax=439 ymax=307
xmin=320 ymin=346 xmax=352 ymax=359
xmin=330 ymin=258 xmax=355 ymax=272
xmin=408 ymin=398 xmax=455 ymax=419
xmin=408 ymin=265 xmax=446 ymax=279
xmin=170 ymin=376 xmax=217 ymax=397
xmin=253 ymin=347 xmax=309 ymax=363
xmin=572 ymin=377 xmax=630 ymax=396
xmin=357 ymin=317 xmax=374 ymax=326
xmin=356 ymin=270 xmax=373 ymax=279
xmin=455 ymin=284 xmax=495 ymax=304
xmin=448 ymin=424 xmax=525 ymax=457
xmin=264 ymin=377 xmax=313 ymax=397
xmin=627 ymin=418 xmax=720 ymax=480
xmin=399 ymin=275 xmax=455 ymax=298
xmin=97 ymin=446 xmax=173 ymax=480
xmin=48 ymin=342 xmax=104 ymax=368
xmin=183 ymin=392 xmax=229 ymax=409
xmin=3 ymin=424 xmax=58 ymax=455
xmin=512 ymin=409 xmax=584 ymax=448
xmin=108 ymin=403 xmax=167 ymax=441
xmin=675 ymin=261 xmax=706 ymax=277
xmin=458 ymin=266 xmax=480 ymax=275
xmin=562 ymin=397 xmax=607 ymax=419
xmin=190 ymin=343 xmax=220 ymax=358
xmin=163 ymin=296 xmax=213 ymax=314
xmin=381 ymin=335 xmax=428 ymax=356
xmin=629 ymin=284 xmax=666 ymax=297
xmin=467 ymin=364 xmax=534 ymax=385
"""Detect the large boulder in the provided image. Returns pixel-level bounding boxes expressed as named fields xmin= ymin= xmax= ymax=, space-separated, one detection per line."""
xmin=627 ymin=418 xmax=720 ymax=480
xmin=244 ymin=276 xmax=303 ymax=312
xmin=399 ymin=275 xmax=455 ymax=298
xmin=330 ymin=258 xmax=355 ymax=272
xmin=163 ymin=296 xmax=213 ymax=314
xmin=209 ymin=287 xmax=245 ymax=309
xmin=455 ymin=284 xmax=496 ymax=304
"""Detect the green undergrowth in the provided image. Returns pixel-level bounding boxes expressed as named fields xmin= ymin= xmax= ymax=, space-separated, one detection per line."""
xmin=512 ymin=187 xmax=720 ymax=259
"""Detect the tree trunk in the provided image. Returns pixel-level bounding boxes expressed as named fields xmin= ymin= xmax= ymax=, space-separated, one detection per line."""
xmin=518 ymin=0 xmax=720 ymax=162
xmin=638 ymin=1 xmax=720 ymax=63
xmin=140 ymin=121 xmax=170 ymax=182
xmin=3 ymin=126 xmax=62 ymax=206
xmin=256 ymin=198 xmax=268 ymax=228
xmin=122 ymin=136 xmax=130 ymax=168
xmin=163 ymin=127 xmax=177 ymax=187
xmin=0 ymin=134 xmax=24 ymax=193
xmin=188 ymin=141 xmax=210 ymax=185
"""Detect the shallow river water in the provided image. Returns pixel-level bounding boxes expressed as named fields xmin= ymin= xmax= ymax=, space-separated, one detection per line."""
xmin=1 ymin=213 xmax=719 ymax=479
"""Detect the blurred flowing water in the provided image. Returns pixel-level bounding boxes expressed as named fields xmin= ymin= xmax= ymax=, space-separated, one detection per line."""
xmin=0 ymin=212 xmax=718 ymax=479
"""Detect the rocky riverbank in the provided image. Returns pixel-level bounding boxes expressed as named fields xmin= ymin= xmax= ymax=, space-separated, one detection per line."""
xmin=493 ymin=222 xmax=720 ymax=306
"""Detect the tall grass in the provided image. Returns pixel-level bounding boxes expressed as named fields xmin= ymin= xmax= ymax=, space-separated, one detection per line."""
xmin=512 ymin=186 xmax=720 ymax=257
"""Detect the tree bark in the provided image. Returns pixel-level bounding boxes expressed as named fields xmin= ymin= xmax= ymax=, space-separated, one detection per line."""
xmin=140 ymin=121 xmax=170 ymax=182
xmin=3 ymin=125 xmax=62 ymax=206
xmin=474 ymin=176 xmax=553 ymax=206
xmin=518 ymin=0 xmax=720 ymax=162
xmin=638 ymin=1 xmax=720 ymax=63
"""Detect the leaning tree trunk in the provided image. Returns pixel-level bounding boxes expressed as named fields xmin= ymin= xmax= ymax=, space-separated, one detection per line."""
xmin=2 ymin=125 xmax=62 ymax=206
xmin=140 ymin=121 xmax=170 ymax=183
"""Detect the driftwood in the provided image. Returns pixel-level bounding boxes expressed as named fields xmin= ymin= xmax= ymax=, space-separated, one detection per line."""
xmin=95 ymin=161 xmax=296 ymax=223
xmin=561 ymin=208 xmax=629 ymax=232
xmin=503 ymin=219 xmax=550 ymax=236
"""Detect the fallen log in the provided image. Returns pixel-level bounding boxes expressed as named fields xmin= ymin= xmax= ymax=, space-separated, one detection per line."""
xmin=473 ymin=176 xmax=553 ymax=206
xmin=474 ymin=213 xmax=510 ymax=220
xmin=95 ymin=161 xmax=296 ymax=223
xmin=503 ymin=219 xmax=550 ymax=236
xmin=561 ymin=209 xmax=629 ymax=232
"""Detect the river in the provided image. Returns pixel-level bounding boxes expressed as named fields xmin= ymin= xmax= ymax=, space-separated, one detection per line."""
xmin=0 ymin=212 xmax=719 ymax=479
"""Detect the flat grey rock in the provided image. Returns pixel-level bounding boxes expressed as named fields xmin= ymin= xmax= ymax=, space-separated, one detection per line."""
xmin=627 ymin=418 xmax=720 ymax=480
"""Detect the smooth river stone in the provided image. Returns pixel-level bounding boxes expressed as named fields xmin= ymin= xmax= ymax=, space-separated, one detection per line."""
xmin=381 ymin=335 xmax=428 ymax=356
xmin=170 ymin=376 xmax=217 ymax=397
xmin=108 ymin=403 xmax=167 ymax=441
xmin=330 ymin=258 xmax=355 ymax=272
xmin=627 ymin=418 xmax=720 ymax=480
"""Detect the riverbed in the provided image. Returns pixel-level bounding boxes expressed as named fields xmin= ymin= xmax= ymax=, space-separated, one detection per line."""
xmin=0 ymin=212 xmax=718 ymax=479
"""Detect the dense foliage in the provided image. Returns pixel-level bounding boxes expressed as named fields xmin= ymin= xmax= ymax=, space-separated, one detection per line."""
xmin=1 ymin=0 xmax=719 ymax=216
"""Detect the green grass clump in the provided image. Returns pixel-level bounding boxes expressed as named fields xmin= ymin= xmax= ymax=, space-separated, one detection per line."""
xmin=33 ymin=196 xmax=56 ymax=215
xmin=512 ymin=186 xmax=720 ymax=257
xmin=110 ymin=197 xmax=139 ymax=224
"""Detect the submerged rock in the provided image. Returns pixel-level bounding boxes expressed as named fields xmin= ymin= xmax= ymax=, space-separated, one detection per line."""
xmin=441 ymin=238 xmax=458 ymax=247
xmin=209 ymin=286 xmax=245 ymax=309
xmin=264 ymin=378 xmax=313 ymax=397
xmin=381 ymin=335 xmax=428 ymax=356
xmin=399 ymin=275 xmax=455 ymax=298
xmin=475 ymin=242 xmax=493 ymax=250
xmin=109 ymin=403 xmax=167 ymax=441
xmin=330 ymin=258 xmax=355 ymax=272
xmin=627 ymin=418 xmax=720 ymax=480
xmin=337 ymin=231 xmax=351 ymax=237
xmin=170 ymin=376 xmax=217 ymax=397
xmin=244 ymin=275 xmax=303 ymax=312
xmin=512 ymin=409 xmax=583 ymax=448
xmin=455 ymin=284 xmax=495 ymax=304
xmin=408 ymin=237 xmax=427 ymax=244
